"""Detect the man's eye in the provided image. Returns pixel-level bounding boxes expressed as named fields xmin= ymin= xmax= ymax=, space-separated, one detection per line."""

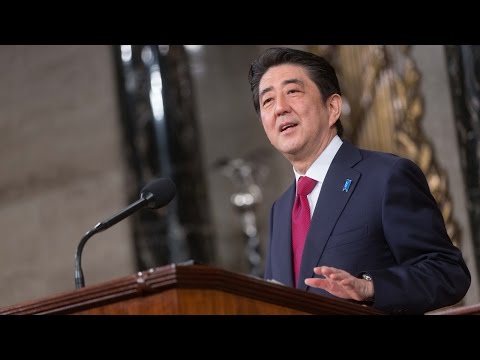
xmin=263 ymin=98 xmax=272 ymax=106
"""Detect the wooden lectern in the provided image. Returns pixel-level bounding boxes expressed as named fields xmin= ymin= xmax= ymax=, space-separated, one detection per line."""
xmin=0 ymin=264 xmax=383 ymax=315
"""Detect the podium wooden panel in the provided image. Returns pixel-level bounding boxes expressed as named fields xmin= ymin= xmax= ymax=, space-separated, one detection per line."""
xmin=426 ymin=303 xmax=480 ymax=315
xmin=0 ymin=264 xmax=383 ymax=315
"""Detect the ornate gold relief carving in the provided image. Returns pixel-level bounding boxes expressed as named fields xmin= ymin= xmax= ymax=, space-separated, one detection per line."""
xmin=309 ymin=45 xmax=461 ymax=247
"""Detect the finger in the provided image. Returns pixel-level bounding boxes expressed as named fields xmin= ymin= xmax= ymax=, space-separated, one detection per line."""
xmin=305 ymin=277 xmax=329 ymax=288
xmin=314 ymin=266 xmax=337 ymax=276
xmin=305 ymin=277 xmax=350 ymax=299
xmin=325 ymin=269 xmax=350 ymax=281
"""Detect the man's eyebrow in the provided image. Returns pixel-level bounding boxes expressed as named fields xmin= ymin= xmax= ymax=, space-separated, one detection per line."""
xmin=260 ymin=79 xmax=304 ymax=99
xmin=260 ymin=86 xmax=273 ymax=99
xmin=283 ymin=78 xmax=304 ymax=87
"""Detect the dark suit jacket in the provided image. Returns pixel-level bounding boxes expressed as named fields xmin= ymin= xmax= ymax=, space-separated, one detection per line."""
xmin=264 ymin=141 xmax=471 ymax=314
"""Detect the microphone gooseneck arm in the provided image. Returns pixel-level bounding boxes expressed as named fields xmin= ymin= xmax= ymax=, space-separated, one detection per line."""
xmin=75 ymin=226 xmax=99 ymax=289
xmin=74 ymin=196 xmax=149 ymax=289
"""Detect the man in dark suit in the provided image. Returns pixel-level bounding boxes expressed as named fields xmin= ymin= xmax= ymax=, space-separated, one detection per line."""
xmin=248 ymin=47 xmax=471 ymax=314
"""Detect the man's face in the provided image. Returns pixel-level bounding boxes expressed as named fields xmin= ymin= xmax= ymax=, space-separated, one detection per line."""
xmin=259 ymin=64 xmax=339 ymax=166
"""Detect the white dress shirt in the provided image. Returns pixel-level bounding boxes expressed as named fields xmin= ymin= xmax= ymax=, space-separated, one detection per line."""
xmin=293 ymin=135 xmax=343 ymax=218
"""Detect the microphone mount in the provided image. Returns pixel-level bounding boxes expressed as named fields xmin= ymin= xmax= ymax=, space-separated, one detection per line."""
xmin=74 ymin=179 xmax=175 ymax=289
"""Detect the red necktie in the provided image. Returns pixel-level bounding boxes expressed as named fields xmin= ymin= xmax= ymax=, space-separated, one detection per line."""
xmin=292 ymin=176 xmax=318 ymax=287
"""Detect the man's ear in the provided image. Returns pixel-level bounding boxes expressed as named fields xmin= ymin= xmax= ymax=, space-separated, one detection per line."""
xmin=328 ymin=94 xmax=342 ymax=127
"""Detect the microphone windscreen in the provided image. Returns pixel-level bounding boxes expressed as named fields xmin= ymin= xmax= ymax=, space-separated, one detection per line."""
xmin=140 ymin=178 xmax=176 ymax=209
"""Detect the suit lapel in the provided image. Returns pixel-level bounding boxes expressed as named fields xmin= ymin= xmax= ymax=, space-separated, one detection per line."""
xmin=273 ymin=184 xmax=295 ymax=287
xmin=297 ymin=141 xmax=362 ymax=290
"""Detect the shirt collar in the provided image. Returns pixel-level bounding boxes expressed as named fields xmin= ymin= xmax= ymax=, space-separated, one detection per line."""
xmin=294 ymin=135 xmax=343 ymax=184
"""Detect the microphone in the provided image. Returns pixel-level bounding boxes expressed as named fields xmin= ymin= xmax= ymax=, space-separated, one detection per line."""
xmin=74 ymin=177 xmax=176 ymax=289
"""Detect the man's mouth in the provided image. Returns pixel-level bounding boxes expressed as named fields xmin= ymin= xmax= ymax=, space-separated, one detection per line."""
xmin=280 ymin=123 xmax=297 ymax=132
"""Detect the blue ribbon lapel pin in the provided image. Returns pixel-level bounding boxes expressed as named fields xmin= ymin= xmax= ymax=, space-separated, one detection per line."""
xmin=342 ymin=179 xmax=352 ymax=192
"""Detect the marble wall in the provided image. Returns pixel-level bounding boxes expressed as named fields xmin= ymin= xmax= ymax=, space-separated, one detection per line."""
xmin=0 ymin=45 xmax=134 ymax=307
xmin=413 ymin=45 xmax=479 ymax=305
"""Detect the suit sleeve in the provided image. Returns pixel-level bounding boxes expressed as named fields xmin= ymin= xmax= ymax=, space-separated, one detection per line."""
xmin=368 ymin=158 xmax=471 ymax=314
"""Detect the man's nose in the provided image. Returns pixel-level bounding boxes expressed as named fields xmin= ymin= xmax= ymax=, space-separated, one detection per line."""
xmin=275 ymin=95 xmax=291 ymax=116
